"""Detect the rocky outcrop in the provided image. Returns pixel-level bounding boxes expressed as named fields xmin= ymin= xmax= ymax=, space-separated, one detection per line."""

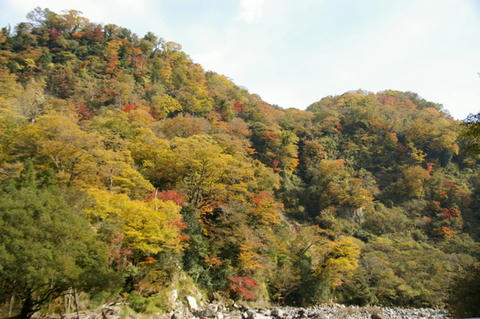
xmin=339 ymin=207 xmax=365 ymax=224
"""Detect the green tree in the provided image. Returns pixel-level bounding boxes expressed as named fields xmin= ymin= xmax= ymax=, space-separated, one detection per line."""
xmin=448 ymin=263 xmax=480 ymax=318
xmin=0 ymin=169 xmax=118 ymax=319
xmin=459 ymin=113 xmax=480 ymax=155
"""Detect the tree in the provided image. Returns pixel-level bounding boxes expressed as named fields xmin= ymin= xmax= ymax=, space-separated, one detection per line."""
xmin=448 ymin=263 xmax=480 ymax=318
xmin=85 ymin=189 xmax=185 ymax=257
xmin=398 ymin=165 xmax=429 ymax=199
xmin=15 ymin=79 xmax=47 ymax=123
xmin=17 ymin=115 xmax=101 ymax=187
xmin=0 ymin=69 xmax=21 ymax=109
xmin=1 ymin=7 xmax=479 ymax=311
xmin=310 ymin=236 xmax=360 ymax=287
xmin=305 ymin=159 xmax=372 ymax=216
xmin=459 ymin=113 xmax=480 ymax=155
xmin=0 ymin=109 xmax=25 ymax=166
xmin=149 ymin=94 xmax=182 ymax=119
xmin=0 ymin=169 xmax=118 ymax=319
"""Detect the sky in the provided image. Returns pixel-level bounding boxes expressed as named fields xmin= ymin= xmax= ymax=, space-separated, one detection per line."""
xmin=1 ymin=0 xmax=479 ymax=119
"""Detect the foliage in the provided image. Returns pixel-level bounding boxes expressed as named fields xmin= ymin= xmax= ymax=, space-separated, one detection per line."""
xmin=0 ymin=8 xmax=478 ymax=314
xmin=459 ymin=113 xmax=480 ymax=155
xmin=228 ymin=276 xmax=259 ymax=301
xmin=0 ymin=165 xmax=119 ymax=318
xmin=448 ymin=263 xmax=480 ymax=318
xmin=85 ymin=189 xmax=185 ymax=256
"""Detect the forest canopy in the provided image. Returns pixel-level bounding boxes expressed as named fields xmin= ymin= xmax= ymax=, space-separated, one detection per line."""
xmin=0 ymin=8 xmax=479 ymax=318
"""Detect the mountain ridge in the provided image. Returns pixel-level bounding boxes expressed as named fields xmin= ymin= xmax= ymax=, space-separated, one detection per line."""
xmin=0 ymin=8 xmax=478 ymax=319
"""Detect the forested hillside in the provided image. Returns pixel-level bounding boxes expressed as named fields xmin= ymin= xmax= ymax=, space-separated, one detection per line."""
xmin=0 ymin=8 xmax=479 ymax=318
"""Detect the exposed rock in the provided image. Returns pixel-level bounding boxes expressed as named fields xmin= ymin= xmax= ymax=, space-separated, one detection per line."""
xmin=245 ymin=311 xmax=269 ymax=319
xmin=170 ymin=290 xmax=178 ymax=303
xmin=196 ymin=307 xmax=216 ymax=318
xmin=50 ymin=303 xmax=451 ymax=319
xmin=260 ymin=309 xmax=271 ymax=316
xmin=270 ymin=309 xmax=283 ymax=318
xmin=339 ymin=207 xmax=365 ymax=224
xmin=187 ymin=296 xmax=199 ymax=311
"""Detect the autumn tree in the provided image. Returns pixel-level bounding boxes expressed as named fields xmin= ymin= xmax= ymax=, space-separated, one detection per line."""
xmin=85 ymin=189 xmax=186 ymax=258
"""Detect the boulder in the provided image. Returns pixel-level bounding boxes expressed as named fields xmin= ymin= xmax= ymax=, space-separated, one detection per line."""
xmin=271 ymin=308 xmax=283 ymax=318
xmin=245 ymin=310 xmax=269 ymax=319
xmin=196 ymin=307 xmax=216 ymax=318
xmin=260 ymin=309 xmax=271 ymax=316
xmin=187 ymin=296 xmax=199 ymax=311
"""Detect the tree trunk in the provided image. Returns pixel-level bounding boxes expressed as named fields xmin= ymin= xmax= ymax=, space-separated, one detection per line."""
xmin=74 ymin=289 xmax=80 ymax=319
xmin=8 ymin=293 xmax=15 ymax=317
xmin=65 ymin=288 xmax=72 ymax=314
xmin=9 ymin=295 xmax=35 ymax=319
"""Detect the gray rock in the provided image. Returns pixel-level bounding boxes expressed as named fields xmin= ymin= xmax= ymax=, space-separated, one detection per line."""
xmin=271 ymin=308 xmax=283 ymax=318
xmin=58 ymin=303 xmax=452 ymax=319
xmin=244 ymin=310 xmax=269 ymax=319
xmin=246 ymin=310 xmax=256 ymax=319
xmin=196 ymin=307 xmax=217 ymax=318
xmin=253 ymin=313 xmax=269 ymax=319
xmin=260 ymin=309 xmax=271 ymax=316
xmin=187 ymin=296 xmax=199 ymax=311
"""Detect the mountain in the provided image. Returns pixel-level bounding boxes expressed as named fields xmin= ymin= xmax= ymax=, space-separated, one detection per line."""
xmin=0 ymin=8 xmax=478 ymax=318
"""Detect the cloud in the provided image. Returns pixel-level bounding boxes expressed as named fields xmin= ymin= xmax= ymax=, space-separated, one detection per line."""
xmin=237 ymin=0 xmax=265 ymax=23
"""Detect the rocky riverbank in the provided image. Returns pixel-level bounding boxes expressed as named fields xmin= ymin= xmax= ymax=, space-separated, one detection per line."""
xmin=222 ymin=305 xmax=450 ymax=319
xmin=187 ymin=304 xmax=450 ymax=319
xmin=58 ymin=302 xmax=451 ymax=319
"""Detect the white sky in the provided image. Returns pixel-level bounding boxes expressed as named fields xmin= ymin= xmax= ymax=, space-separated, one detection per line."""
xmin=1 ymin=0 xmax=480 ymax=119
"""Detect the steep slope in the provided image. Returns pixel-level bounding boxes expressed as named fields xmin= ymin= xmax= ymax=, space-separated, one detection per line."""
xmin=0 ymin=8 xmax=478 ymax=317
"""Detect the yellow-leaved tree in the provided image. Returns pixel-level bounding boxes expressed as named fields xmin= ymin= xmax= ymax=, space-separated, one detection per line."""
xmin=309 ymin=236 xmax=361 ymax=287
xmin=85 ymin=189 xmax=186 ymax=257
